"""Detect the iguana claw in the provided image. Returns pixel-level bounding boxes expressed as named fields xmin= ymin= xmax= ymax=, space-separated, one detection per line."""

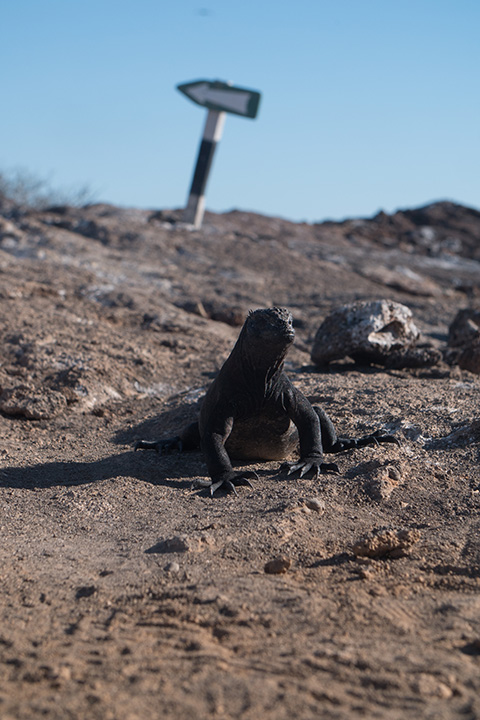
xmin=210 ymin=470 xmax=258 ymax=496
xmin=282 ymin=459 xmax=340 ymax=481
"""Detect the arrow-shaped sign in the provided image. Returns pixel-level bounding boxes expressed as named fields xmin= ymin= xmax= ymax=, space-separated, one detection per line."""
xmin=177 ymin=79 xmax=261 ymax=119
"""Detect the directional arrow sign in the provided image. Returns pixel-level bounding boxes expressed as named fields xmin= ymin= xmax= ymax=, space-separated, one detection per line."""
xmin=177 ymin=79 xmax=261 ymax=119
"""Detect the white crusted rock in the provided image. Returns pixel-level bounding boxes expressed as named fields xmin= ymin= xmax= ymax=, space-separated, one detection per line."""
xmin=311 ymin=300 xmax=420 ymax=366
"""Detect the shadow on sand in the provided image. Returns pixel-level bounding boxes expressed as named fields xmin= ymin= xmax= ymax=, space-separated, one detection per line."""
xmin=0 ymin=448 xmax=201 ymax=491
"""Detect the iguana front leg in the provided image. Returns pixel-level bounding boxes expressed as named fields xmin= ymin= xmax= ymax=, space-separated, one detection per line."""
xmin=281 ymin=384 xmax=340 ymax=478
xmin=201 ymin=417 xmax=256 ymax=496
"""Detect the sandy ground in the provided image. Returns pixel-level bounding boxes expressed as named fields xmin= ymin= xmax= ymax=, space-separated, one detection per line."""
xmin=0 ymin=200 xmax=479 ymax=719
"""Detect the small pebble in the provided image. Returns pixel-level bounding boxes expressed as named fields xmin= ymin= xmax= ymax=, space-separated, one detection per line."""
xmin=165 ymin=561 xmax=180 ymax=574
xmin=305 ymin=497 xmax=326 ymax=513
xmin=163 ymin=535 xmax=190 ymax=552
xmin=264 ymin=556 xmax=291 ymax=575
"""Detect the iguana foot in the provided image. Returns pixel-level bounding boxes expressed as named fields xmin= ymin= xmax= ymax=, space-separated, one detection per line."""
xmin=134 ymin=436 xmax=183 ymax=455
xmin=281 ymin=458 xmax=340 ymax=481
xmin=329 ymin=430 xmax=399 ymax=452
xmin=210 ymin=470 xmax=258 ymax=497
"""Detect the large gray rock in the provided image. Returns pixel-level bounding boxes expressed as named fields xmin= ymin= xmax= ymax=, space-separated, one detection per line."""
xmin=311 ymin=300 xmax=422 ymax=366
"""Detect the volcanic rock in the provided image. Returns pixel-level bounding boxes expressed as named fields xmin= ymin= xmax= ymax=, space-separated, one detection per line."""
xmin=311 ymin=300 xmax=420 ymax=366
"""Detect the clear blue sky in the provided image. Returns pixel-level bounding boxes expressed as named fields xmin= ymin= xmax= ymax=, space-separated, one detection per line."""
xmin=1 ymin=0 xmax=479 ymax=221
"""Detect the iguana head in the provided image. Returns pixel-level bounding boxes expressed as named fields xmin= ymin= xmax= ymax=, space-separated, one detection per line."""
xmin=243 ymin=307 xmax=295 ymax=352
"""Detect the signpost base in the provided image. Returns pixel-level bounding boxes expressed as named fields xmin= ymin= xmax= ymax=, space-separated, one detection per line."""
xmin=184 ymin=193 xmax=206 ymax=229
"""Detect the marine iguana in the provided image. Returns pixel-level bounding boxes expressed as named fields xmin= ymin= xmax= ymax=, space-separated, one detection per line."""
xmin=136 ymin=307 xmax=397 ymax=495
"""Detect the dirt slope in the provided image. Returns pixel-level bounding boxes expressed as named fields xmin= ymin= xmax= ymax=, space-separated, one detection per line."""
xmin=1 ymin=198 xmax=479 ymax=719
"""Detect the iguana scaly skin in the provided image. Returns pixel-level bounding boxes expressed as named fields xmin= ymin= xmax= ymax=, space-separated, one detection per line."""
xmin=136 ymin=307 xmax=397 ymax=495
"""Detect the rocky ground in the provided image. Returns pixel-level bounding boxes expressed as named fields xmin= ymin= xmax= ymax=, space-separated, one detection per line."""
xmin=0 ymin=196 xmax=479 ymax=719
